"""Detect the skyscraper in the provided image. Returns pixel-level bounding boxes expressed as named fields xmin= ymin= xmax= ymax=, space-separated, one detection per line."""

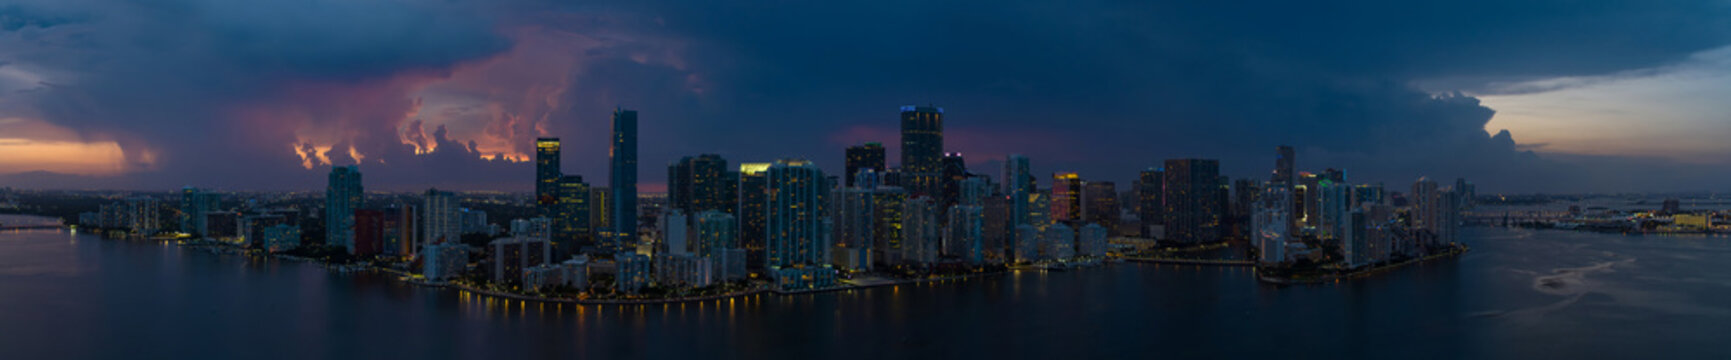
xmin=1273 ymin=145 xmax=1295 ymax=186
xmin=1253 ymin=183 xmax=1292 ymax=265
xmin=737 ymin=163 xmax=771 ymax=272
xmin=900 ymin=105 xmax=944 ymax=198
xmin=940 ymin=152 xmax=968 ymax=209
xmin=668 ymin=154 xmax=732 ymax=214
xmin=871 ymin=184 xmax=908 ymax=267
xmin=902 ymin=196 xmax=940 ymax=265
xmin=179 ymin=187 xmax=219 ymax=237
xmin=325 ymin=166 xmax=363 ymax=253
xmin=1050 ymin=172 xmax=1083 ymax=223
xmin=1411 ymin=178 xmax=1442 ymax=248
xmin=1082 ymin=181 xmax=1118 ymax=233
xmin=423 ymin=188 xmax=459 ymax=246
xmin=765 ymin=159 xmax=829 ymax=268
xmin=1003 ymin=154 xmax=1034 ymax=227
xmin=844 ymin=142 xmax=886 ymax=188
xmin=555 ymin=175 xmax=591 ymax=256
xmin=944 ymin=204 xmax=984 ymax=264
xmin=1136 ymin=168 xmax=1164 ymax=235
xmin=763 ymin=159 xmax=837 ymax=289
xmin=694 ymin=210 xmax=737 ymax=258
xmin=536 ymin=137 xmax=561 ymax=217
xmin=609 ymin=108 xmax=638 ymax=255
xmin=1162 ymin=159 xmax=1221 ymax=244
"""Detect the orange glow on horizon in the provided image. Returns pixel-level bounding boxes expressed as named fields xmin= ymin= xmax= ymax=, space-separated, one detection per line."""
xmin=0 ymin=138 xmax=128 ymax=176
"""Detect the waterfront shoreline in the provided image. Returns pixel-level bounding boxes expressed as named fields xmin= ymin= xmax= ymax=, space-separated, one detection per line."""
xmin=1256 ymin=244 xmax=1471 ymax=285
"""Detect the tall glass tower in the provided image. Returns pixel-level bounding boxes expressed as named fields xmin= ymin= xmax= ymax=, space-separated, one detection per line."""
xmin=325 ymin=166 xmax=363 ymax=253
xmin=609 ymin=108 xmax=639 ymax=255
xmin=536 ymin=138 xmax=561 ymax=217
xmin=899 ymin=105 xmax=943 ymax=197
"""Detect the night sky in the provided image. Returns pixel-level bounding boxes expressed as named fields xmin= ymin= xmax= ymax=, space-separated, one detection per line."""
xmin=1 ymin=0 xmax=1728 ymax=193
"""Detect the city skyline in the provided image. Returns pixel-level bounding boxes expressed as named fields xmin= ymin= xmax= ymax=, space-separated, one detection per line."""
xmin=0 ymin=1 xmax=1729 ymax=193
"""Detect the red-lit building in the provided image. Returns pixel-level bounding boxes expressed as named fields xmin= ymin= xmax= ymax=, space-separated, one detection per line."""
xmin=354 ymin=209 xmax=385 ymax=256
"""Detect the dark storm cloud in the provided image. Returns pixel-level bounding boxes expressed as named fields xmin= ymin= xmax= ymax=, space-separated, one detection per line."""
xmin=2 ymin=0 xmax=1728 ymax=192
xmin=548 ymin=0 xmax=1731 ymax=192
xmin=0 ymin=0 xmax=515 ymax=190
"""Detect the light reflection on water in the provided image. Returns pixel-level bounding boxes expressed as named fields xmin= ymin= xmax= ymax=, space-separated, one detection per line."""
xmin=1 ymin=223 xmax=1731 ymax=358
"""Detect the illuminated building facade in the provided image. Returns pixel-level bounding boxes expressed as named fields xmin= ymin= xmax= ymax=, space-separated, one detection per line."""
xmin=325 ymin=165 xmax=363 ymax=253
xmin=1162 ymin=159 xmax=1221 ymax=244
xmin=536 ymin=137 xmax=561 ymax=217
xmin=1082 ymin=180 xmax=1117 ymax=234
xmin=1051 ymin=172 xmax=1083 ymax=223
xmin=900 ymin=105 xmax=944 ymax=198
xmin=609 ymin=108 xmax=639 ymax=255
xmin=845 ymin=142 xmax=886 ymax=188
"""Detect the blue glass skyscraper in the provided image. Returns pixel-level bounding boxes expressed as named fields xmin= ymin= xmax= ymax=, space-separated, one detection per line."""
xmin=609 ymin=108 xmax=639 ymax=255
xmin=325 ymin=165 xmax=363 ymax=253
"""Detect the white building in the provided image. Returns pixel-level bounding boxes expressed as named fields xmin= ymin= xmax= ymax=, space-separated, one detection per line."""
xmin=422 ymin=242 xmax=469 ymax=281
xmin=1253 ymin=184 xmax=1293 ymax=265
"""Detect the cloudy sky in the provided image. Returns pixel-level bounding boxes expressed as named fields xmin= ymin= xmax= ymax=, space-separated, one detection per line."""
xmin=0 ymin=0 xmax=1727 ymax=193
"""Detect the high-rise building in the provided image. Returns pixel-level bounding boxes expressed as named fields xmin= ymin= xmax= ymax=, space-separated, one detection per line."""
xmin=1318 ymin=180 xmax=1353 ymax=242
xmin=982 ymin=194 xmax=1010 ymax=263
xmin=383 ymin=203 xmax=416 ymax=257
xmin=178 ymin=187 xmax=219 ymax=237
xmin=900 ymin=105 xmax=944 ymax=198
xmin=589 ymin=187 xmax=610 ymax=248
xmin=555 ymin=175 xmax=591 ymax=256
xmin=1003 ymin=154 xmax=1034 ymax=227
xmin=1014 ymin=224 xmax=1040 ymax=262
xmin=1273 ymin=145 xmax=1295 ymax=186
xmin=693 ymin=210 xmax=737 ymax=258
xmin=1077 ymin=223 xmax=1108 ymax=258
xmin=944 ymin=205 xmax=985 ymax=264
xmin=1298 ymin=172 xmax=1320 ymax=230
xmin=1051 ymin=172 xmax=1083 ymax=223
xmin=1455 ymin=178 xmax=1476 ymax=210
xmin=958 ymin=176 xmax=991 ymax=207
xmin=1253 ymin=183 xmax=1292 ymax=265
xmin=325 ymin=165 xmax=363 ymax=253
xmin=1410 ymin=178 xmax=1440 ymax=244
xmin=536 ymin=137 xmax=561 ymax=216
xmin=660 ymin=209 xmax=690 ymax=256
xmin=940 ymin=152 xmax=968 ymax=209
xmin=490 ymin=235 xmax=551 ymax=284
xmin=737 ymin=162 xmax=771 ymax=272
xmin=668 ymin=154 xmax=732 ymax=214
xmin=422 ymin=242 xmax=469 ymax=281
xmin=1043 ymin=222 xmax=1075 ymax=260
xmin=1232 ymin=179 xmax=1259 ymax=222
xmin=1345 ymin=209 xmax=1369 ymax=268
xmin=902 ymin=196 xmax=940 ymax=266
xmin=422 ymin=188 xmax=459 ymax=245
xmin=609 ymin=108 xmax=639 ymax=255
xmin=262 ymin=224 xmax=302 ymax=253
xmin=1162 ymin=159 xmax=1221 ymax=244
xmin=354 ymin=209 xmax=384 ymax=256
xmin=764 ymin=159 xmax=830 ymax=268
xmin=763 ymin=159 xmax=836 ymax=289
xmin=1136 ymin=168 xmax=1165 ymax=235
xmin=844 ymin=142 xmax=886 ymax=188
xmin=1354 ymin=184 xmax=1385 ymax=207
xmin=870 ymin=185 xmax=908 ymax=267
xmin=1082 ymin=181 xmax=1118 ymax=234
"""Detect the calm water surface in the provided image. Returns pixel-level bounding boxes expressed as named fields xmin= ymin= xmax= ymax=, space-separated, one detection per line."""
xmin=2 ymin=214 xmax=1729 ymax=359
